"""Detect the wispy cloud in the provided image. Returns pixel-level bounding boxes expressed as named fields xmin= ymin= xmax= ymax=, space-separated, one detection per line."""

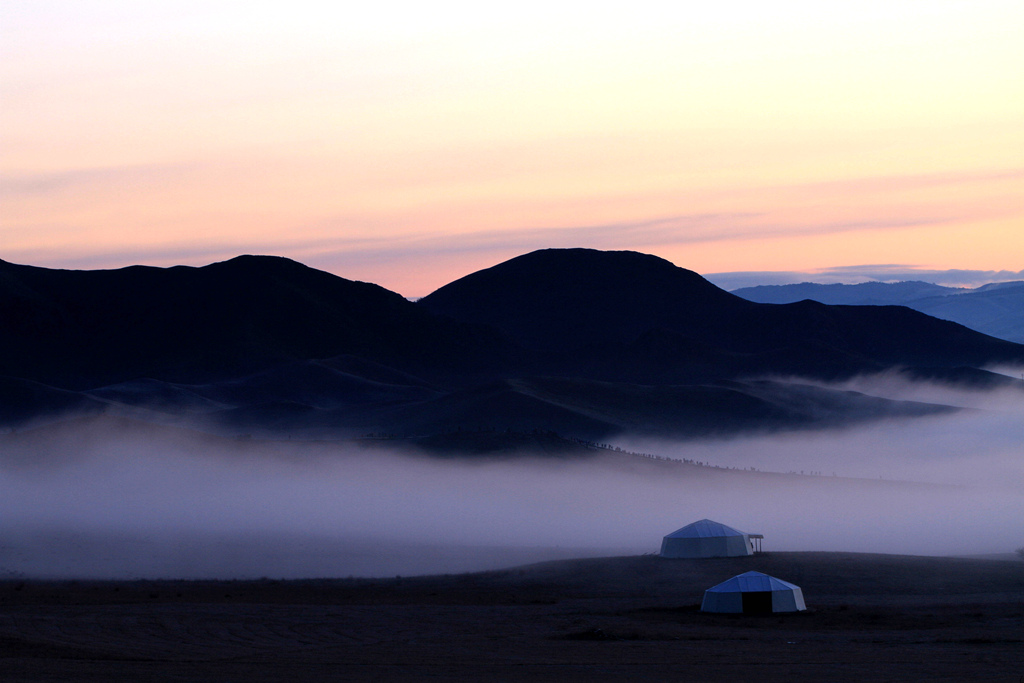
xmin=775 ymin=166 xmax=1024 ymax=197
xmin=1 ymin=211 xmax=762 ymax=274
xmin=5 ymin=164 xmax=1021 ymax=294
xmin=2 ymin=204 xmax=1009 ymax=290
xmin=0 ymin=163 xmax=202 ymax=198
xmin=298 ymin=205 xmax=1007 ymax=283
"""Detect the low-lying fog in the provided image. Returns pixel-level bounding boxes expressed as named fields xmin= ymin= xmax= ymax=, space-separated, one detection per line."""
xmin=626 ymin=371 xmax=1024 ymax=488
xmin=1 ymin=374 xmax=1021 ymax=579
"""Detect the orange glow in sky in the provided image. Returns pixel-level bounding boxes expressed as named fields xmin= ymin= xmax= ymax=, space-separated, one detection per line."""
xmin=2 ymin=1 xmax=1022 ymax=296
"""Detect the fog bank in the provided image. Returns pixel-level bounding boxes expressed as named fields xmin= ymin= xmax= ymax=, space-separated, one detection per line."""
xmin=1 ymin=379 xmax=1022 ymax=578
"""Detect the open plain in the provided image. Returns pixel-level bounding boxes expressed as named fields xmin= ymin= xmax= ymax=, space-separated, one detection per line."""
xmin=1 ymin=552 xmax=1021 ymax=682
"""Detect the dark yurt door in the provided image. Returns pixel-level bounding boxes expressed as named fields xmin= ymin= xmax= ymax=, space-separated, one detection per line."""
xmin=741 ymin=591 xmax=773 ymax=614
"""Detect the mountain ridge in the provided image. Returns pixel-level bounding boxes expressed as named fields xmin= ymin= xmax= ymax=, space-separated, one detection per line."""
xmin=2 ymin=249 xmax=1022 ymax=449
xmin=0 ymin=255 xmax=510 ymax=389
xmin=418 ymin=248 xmax=1022 ymax=377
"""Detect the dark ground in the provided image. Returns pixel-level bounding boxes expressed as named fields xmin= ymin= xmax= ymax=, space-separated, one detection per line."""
xmin=1 ymin=552 xmax=1022 ymax=682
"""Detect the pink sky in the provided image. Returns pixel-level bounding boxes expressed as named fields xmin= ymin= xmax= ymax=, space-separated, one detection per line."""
xmin=2 ymin=1 xmax=1022 ymax=296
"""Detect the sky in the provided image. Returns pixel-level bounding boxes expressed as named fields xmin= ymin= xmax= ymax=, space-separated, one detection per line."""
xmin=2 ymin=1 xmax=1023 ymax=297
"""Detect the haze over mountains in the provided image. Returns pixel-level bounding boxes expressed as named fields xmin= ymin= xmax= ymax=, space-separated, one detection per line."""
xmin=732 ymin=280 xmax=1024 ymax=344
xmin=2 ymin=249 xmax=1023 ymax=452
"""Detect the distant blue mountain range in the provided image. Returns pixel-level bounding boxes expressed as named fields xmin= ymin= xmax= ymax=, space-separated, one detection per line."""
xmin=731 ymin=281 xmax=1024 ymax=344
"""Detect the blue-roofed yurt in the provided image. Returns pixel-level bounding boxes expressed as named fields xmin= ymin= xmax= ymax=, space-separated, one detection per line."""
xmin=660 ymin=519 xmax=755 ymax=558
xmin=701 ymin=571 xmax=807 ymax=614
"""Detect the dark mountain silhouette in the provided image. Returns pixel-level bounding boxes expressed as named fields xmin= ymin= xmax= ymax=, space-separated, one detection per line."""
xmin=733 ymin=280 xmax=1024 ymax=344
xmin=2 ymin=249 xmax=1022 ymax=450
xmin=421 ymin=249 xmax=745 ymax=351
xmin=0 ymin=255 xmax=508 ymax=390
xmin=418 ymin=248 xmax=1024 ymax=379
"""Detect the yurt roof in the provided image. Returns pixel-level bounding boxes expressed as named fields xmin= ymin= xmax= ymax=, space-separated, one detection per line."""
xmin=664 ymin=519 xmax=748 ymax=539
xmin=705 ymin=571 xmax=801 ymax=593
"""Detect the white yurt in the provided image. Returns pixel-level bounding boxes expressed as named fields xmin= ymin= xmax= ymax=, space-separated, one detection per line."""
xmin=660 ymin=519 xmax=756 ymax=558
xmin=701 ymin=571 xmax=806 ymax=614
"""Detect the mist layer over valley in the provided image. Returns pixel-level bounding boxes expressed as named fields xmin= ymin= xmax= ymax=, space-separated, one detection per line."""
xmin=1 ymin=375 xmax=1021 ymax=580
xmin=625 ymin=371 xmax=1024 ymax=487
xmin=2 ymin=249 xmax=1023 ymax=579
